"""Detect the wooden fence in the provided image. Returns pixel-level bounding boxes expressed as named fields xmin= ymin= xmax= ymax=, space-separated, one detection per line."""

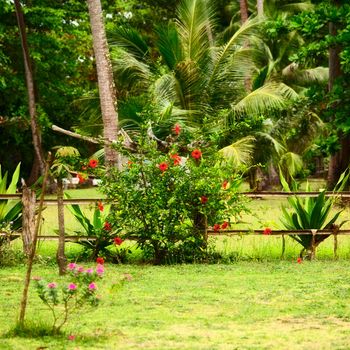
xmin=1 ymin=191 xmax=349 ymax=258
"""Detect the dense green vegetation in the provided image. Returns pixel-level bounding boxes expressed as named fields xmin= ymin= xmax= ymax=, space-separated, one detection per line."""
xmin=1 ymin=0 xmax=350 ymax=189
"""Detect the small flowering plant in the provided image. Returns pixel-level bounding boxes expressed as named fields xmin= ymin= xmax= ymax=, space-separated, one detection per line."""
xmin=101 ymin=124 xmax=246 ymax=264
xmin=34 ymin=263 xmax=104 ymax=334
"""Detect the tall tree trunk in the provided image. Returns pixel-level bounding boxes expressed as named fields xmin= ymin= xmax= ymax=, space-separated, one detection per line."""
xmin=14 ymin=0 xmax=45 ymax=176
xmin=56 ymin=179 xmax=66 ymax=275
xmin=86 ymin=0 xmax=119 ymax=169
xmin=239 ymin=0 xmax=249 ymax=24
xmin=257 ymin=0 xmax=264 ymax=16
xmin=239 ymin=0 xmax=251 ymax=92
xmin=327 ymin=0 xmax=348 ymax=189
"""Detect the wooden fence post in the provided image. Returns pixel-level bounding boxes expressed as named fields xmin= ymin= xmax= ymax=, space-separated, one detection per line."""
xmin=281 ymin=234 xmax=286 ymax=259
xmin=310 ymin=230 xmax=317 ymax=260
xmin=333 ymin=225 xmax=339 ymax=260
xmin=21 ymin=186 xmax=36 ymax=256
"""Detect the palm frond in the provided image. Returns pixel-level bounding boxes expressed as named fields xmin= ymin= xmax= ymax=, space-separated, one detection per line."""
xmin=255 ymin=132 xmax=286 ymax=155
xmin=280 ymin=2 xmax=314 ymax=13
xmin=111 ymin=50 xmax=151 ymax=92
xmin=108 ymin=26 xmax=149 ymax=61
xmin=207 ymin=16 xmax=261 ymax=89
xmin=219 ymin=136 xmax=256 ymax=167
xmin=282 ymin=63 xmax=328 ymax=85
xmin=233 ymin=83 xmax=298 ymax=115
xmin=209 ymin=47 xmax=257 ymax=98
xmin=175 ymin=0 xmax=215 ymax=65
xmin=156 ymin=23 xmax=184 ymax=70
xmin=279 ymin=151 xmax=304 ymax=177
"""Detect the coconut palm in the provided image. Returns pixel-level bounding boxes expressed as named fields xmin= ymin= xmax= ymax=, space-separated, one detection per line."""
xmin=87 ymin=0 xmax=119 ymax=169
xmin=109 ymin=0 xmax=297 ymax=136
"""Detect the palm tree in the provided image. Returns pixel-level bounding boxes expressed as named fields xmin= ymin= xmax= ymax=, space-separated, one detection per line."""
xmin=109 ymin=0 xmax=297 ymax=136
xmin=250 ymin=108 xmax=324 ymax=189
xmin=86 ymin=0 xmax=119 ymax=169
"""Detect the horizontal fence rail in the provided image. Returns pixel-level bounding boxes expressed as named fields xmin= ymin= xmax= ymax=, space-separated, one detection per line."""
xmin=2 ymin=229 xmax=348 ymax=240
xmin=1 ymin=190 xmax=349 ymax=260
xmin=2 ymin=191 xmax=350 ymax=204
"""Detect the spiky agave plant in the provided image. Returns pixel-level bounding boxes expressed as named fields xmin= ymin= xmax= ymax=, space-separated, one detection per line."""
xmin=280 ymin=170 xmax=348 ymax=258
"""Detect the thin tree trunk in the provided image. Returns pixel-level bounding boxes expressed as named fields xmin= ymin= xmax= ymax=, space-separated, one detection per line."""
xmin=327 ymin=1 xmax=348 ymax=189
xmin=239 ymin=0 xmax=251 ymax=91
xmin=14 ymin=0 xmax=45 ymax=176
xmin=56 ymin=179 xmax=66 ymax=275
xmin=86 ymin=0 xmax=119 ymax=169
xmin=257 ymin=0 xmax=264 ymax=16
xmin=239 ymin=0 xmax=249 ymax=24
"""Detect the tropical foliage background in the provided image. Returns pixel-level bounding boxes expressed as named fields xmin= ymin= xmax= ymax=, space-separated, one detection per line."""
xmin=1 ymin=0 xmax=350 ymax=190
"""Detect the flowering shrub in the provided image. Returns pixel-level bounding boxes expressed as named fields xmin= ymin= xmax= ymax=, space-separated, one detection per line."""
xmin=34 ymin=263 xmax=104 ymax=333
xmin=101 ymin=126 xmax=246 ymax=264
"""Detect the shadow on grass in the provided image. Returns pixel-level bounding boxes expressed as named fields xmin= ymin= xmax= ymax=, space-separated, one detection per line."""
xmin=4 ymin=320 xmax=56 ymax=338
xmin=2 ymin=320 xmax=116 ymax=346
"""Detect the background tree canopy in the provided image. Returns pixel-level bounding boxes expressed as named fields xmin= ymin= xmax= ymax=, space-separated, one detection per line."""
xmin=0 ymin=0 xmax=349 ymax=188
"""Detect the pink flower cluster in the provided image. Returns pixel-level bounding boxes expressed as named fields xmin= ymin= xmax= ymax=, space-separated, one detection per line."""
xmin=66 ymin=263 xmax=104 ymax=276
xmin=68 ymin=283 xmax=77 ymax=291
xmin=89 ymin=282 xmax=97 ymax=290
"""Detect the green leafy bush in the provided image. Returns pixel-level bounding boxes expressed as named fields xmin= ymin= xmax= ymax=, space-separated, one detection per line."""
xmin=101 ymin=127 xmax=246 ymax=264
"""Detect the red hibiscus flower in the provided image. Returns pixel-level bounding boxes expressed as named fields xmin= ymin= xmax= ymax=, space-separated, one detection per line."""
xmin=171 ymin=154 xmax=181 ymax=166
xmin=114 ymin=237 xmax=124 ymax=246
xmin=158 ymin=162 xmax=168 ymax=172
xmin=191 ymin=149 xmax=202 ymax=159
xmin=221 ymin=221 xmax=229 ymax=229
xmin=77 ymin=173 xmax=85 ymax=184
xmin=97 ymin=201 xmax=104 ymax=212
xmin=88 ymin=159 xmax=99 ymax=168
xmin=297 ymin=257 xmax=302 ymax=264
xmin=96 ymin=257 xmax=105 ymax=265
xmin=200 ymin=196 xmax=208 ymax=204
xmin=263 ymin=227 xmax=272 ymax=235
xmin=103 ymin=222 xmax=111 ymax=231
xmin=172 ymin=124 xmax=181 ymax=135
xmin=222 ymin=180 xmax=229 ymax=190
xmin=213 ymin=224 xmax=221 ymax=232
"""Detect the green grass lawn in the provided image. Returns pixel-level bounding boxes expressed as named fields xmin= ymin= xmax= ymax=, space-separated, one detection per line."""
xmin=1 ymin=262 xmax=350 ymax=349
xmin=2 ymin=184 xmax=350 ymax=348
